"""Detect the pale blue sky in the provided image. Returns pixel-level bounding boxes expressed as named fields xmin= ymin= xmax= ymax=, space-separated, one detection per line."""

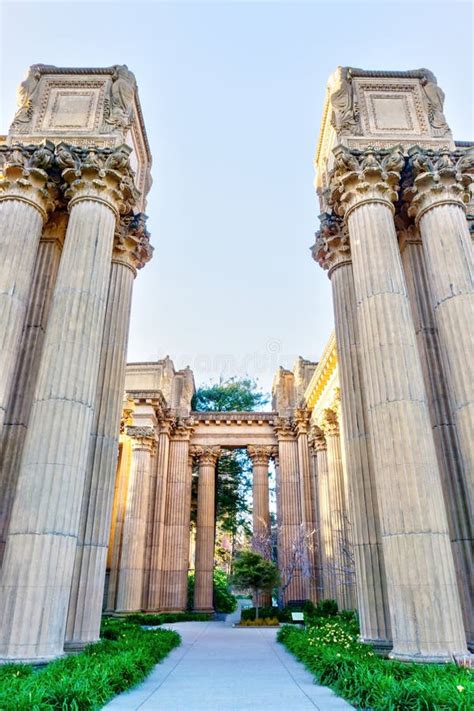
xmin=1 ymin=0 xmax=472 ymax=394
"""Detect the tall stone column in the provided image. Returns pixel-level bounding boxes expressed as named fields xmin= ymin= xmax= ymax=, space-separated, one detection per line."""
xmin=248 ymin=445 xmax=272 ymax=607
xmin=0 ymin=144 xmax=138 ymax=662
xmin=160 ymin=420 xmax=194 ymax=611
xmin=294 ymin=410 xmax=319 ymax=602
xmin=321 ymin=407 xmax=355 ymax=611
xmin=330 ymin=145 xmax=468 ymax=661
xmin=405 ymin=149 xmax=473 ymax=604
xmin=274 ymin=417 xmax=306 ymax=603
xmin=147 ymin=419 xmax=173 ymax=611
xmin=313 ymin=214 xmax=390 ymax=643
xmin=66 ymin=215 xmax=152 ymax=646
xmin=194 ymin=446 xmax=220 ymax=612
xmin=0 ymin=211 xmax=66 ymax=565
xmin=312 ymin=427 xmax=336 ymax=600
xmin=115 ymin=426 xmax=156 ymax=612
xmin=0 ymin=142 xmax=57 ymax=432
xmin=398 ymin=223 xmax=473 ymax=646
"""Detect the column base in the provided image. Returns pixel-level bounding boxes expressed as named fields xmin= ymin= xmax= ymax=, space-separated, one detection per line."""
xmin=389 ymin=650 xmax=472 ymax=665
xmin=193 ymin=607 xmax=214 ymax=614
xmin=0 ymin=653 xmax=65 ymax=667
xmin=64 ymin=640 xmax=93 ymax=653
xmin=360 ymin=637 xmax=393 ymax=656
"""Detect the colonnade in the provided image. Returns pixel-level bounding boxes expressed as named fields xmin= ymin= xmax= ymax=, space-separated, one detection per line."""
xmin=313 ymin=143 xmax=473 ymax=662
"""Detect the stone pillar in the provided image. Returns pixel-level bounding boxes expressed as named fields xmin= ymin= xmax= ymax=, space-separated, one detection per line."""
xmin=330 ymin=145 xmax=468 ymax=661
xmin=313 ymin=427 xmax=336 ymax=601
xmin=313 ymin=214 xmax=390 ymax=643
xmin=321 ymin=407 xmax=356 ymax=611
xmin=274 ymin=417 xmax=306 ymax=603
xmin=399 ymin=223 xmax=473 ymax=647
xmin=159 ymin=420 xmax=194 ymax=611
xmin=0 ymin=211 xmax=66 ymax=565
xmin=114 ymin=427 xmax=156 ymax=612
xmin=147 ymin=419 xmax=173 ymax=611
xmin=0 ymin=144 xmax=138 ymax=662
xmin=248 ymin=445 xmax=272 ymax=607
xmin=307 ymin=429 xmax=323 ymax=600
xmin=0 ymin=142 xmax=57 ymax=432
xmin=247 ymin=445 xmax=272 ymax=555
xmin=194 ymin=446 xmax=220 ymax=612
xmin=294 ymin=410 xmax=319 ymax=603
xmin=66 ymin=215 xmax=152 ymax=646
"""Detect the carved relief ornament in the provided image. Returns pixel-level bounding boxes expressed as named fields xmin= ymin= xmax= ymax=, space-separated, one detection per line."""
xmin=126 ymin=424 xmax=157 ymax=450
xmin=309 ymin=425 xmax=327 ymax=452
xmin=113 ymin=212 xmax=153 ymax=274
xmin=312 ymin=211 xmax=351 ymax=276
xmin=194 ymin=446 xmax=221 ymax=466
xmin=293 ymin=408 xmax=311 ymax=436
xmin=247 ymin=445 xmax=273 ymax=467
xmin=329 ymin=66 xmax=361 ymax=136
xmin=404 ymin=146 xmax=473 ymax=223
xmin=56 ymin=142 xmax=141 ymax=216
xmin=273 ymin=416 xmax=295 ymax=439
xmin=321 ymin=408 xmax=340 ymax=437
xmin=329 ymin=144 xmax=405 ymax=218
xmin=0 ymin=141 xmax=59 ymax=218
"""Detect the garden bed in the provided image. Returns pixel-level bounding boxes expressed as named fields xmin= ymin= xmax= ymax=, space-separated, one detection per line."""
xmin=0 ymin=617 xmax=180 ymax=710
xmin=278 ymin=614 xmax=473 ymax=710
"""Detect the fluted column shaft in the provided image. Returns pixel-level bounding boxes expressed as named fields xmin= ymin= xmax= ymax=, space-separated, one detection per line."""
xmin=248 ymin=446 xmax=272 ymax=607
xmin=115 ymin=433 xmax=154 ymax=612
xmin=275 ymin=425 xmax=306 ymax=603
xmin=330 ymin=259 xmax=390 ymax=642
xmin=0 ymin=193 xmax=118 ymax=661
xmin=65 ymin=258 xmax=135 ymax=644
xmin=323 ymin=414 xmax=356 ymax=611
xmin=160 ymin=431 xmax=192 ymax=611
xmin=295 ymin=416 xmax=319 ymax=602
xmin=401 ymin=233 xmax=473 ymax=645
xmin=0 ymin=214 xmax=65 ymax=565
xmin=345 ymin=187 xmax=467 ymax=659
xmin=106 ymin=437 xmax=132 ymax=611
xmin=147 ymin=424 xmax=172 ymax=610
xmin=314 ymin=435 xmax=336 ymax=601
xmin=0 ymin=145 xmax=56 ymax=432
xmin=194 ymin=448 xmax=219 ymax=612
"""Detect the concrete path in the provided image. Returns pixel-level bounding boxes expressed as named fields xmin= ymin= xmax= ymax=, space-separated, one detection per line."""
xmin=104 ymin=620 xmax=354 ymax=710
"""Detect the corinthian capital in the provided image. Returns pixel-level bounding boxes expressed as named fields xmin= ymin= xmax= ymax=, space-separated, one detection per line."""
xmin=309 ymin=425 xmax=326 ymax=452
xmin=273 ymin=416 xmax=295 ymax=440
xmin=321 ymin=408 xmax=339 ymax=437
xmin=195 ymin=446 xmax=221 ymax=466
xmin=126 ymin=424 xmax=157 ymax=451
xmin=329 ymin=144 xmax=405 ymax=218
xmin=312 ymin=211 xmax=351 ymax=276
xmin=294 ymin=408 xmax=311 ymax=435
xmin=113 ymin=212 xmax=153 ymax=274
xmin=57 ymin=143 xmax=141 ymax=216
xmin=0 ymin=141 xmax=58 ymax=219
xmin=247 ymin=445 xmax=273 ymax=466
xmin=404 ymin=146 xmax=473 ymax=222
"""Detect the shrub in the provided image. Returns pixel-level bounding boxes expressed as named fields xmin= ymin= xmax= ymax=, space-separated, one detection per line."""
xmin=0 ymin=618 xmax=180 ymax=710
xmin=278 ymin=615 xmax=473 ymax=710
xmin=187 ymin=569 xmax=237 ymax=613
xmin=119 ymin=611 xmax=212 ymax=626
xmin=238 ymin=617 xmax=280 ymax=627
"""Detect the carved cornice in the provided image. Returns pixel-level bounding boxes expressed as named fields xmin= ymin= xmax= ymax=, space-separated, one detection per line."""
xmin=0 ymin=141 xmax=59 ymax=218
xmin=273 ymin=416 xmax=295 ymax=440
xmin=247 ymin=445 xmax=273 ymax=466
xmin=293 ymin=408 xmax=311 ymax=436
xmin=193 ymin=445 xmax=221 ymax=466
xmin=312 ymin=211 xmax=351 ymax=276
xmin=113 ymin=211 xmax=153 ymax=274
xmin=56 ymin=142 xmax=141 ymax=216
xmin=404 ymin=146 xmax=473 ymax=222
xmin=309 ymin=425 xmax=327 ymax=452
xmin=329 ymin=144 xmax=405 ymax=218
xmin=126 ymin=424 xmax=157 ymax=450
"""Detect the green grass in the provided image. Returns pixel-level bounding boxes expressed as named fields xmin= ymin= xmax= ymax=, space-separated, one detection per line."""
xmin=0 ymin=617 xmax=180 ymax=710
xmin=278 ymin=615 xmax=473 ymax=710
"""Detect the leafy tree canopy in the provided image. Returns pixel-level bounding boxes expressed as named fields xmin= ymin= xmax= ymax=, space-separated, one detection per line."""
xmin=231 ymin=550 xmax=280 ymax=615
xmin=192 ymin=376 xmax=268 ymax=412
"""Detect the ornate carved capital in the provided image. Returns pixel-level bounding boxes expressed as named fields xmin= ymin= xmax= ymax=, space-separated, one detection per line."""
xmin=273 ymin=416 xmax=295 ymax=440
xmin=321 ymin=408 xmax=340 ymax=437
xmin=404 ymin=147 xmax=473 ymax=223
xmin=247 ymin=445 xmax=273 ymax=467
xmin=194 ymin=446 xmax=221 ymax=467
xmin=126 ymin=424 xmax=157 ymax=451
xmin=329 ymin=144 xmax=405 ymax=218
xmin=171 ymin=416 xmax=196 ymax=441
xmin=294 ymin=408 xmax=311 ymax=436
xmin=0 ymin=142 xmax=59 ymax=219
xmin=312 ymin=211 xmax=351 ymax=276
xmin=394 ymin=211 xmax=422 ymax=252
xmin=309 ymin=425 xmax=326 ymax=452
xmin=57 ymin=142 xmax=141 ymax=217
xmin=113 ymin=212 xmax=153 ymax=274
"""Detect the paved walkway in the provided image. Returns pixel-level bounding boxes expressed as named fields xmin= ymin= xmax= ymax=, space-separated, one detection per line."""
xmin=104 ymin=620 xmax=353 ymax=710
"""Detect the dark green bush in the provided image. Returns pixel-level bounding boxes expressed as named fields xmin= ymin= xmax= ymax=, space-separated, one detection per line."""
xmin=119 ymin=611 xmax=212 ymax=626
xmin=241 ymin=606 xmax=291 ymax=622
xmin=278 ymin=615 xmax=473 ymax=710
xmin=187 ymin=569 xmax=237 ymax=614
xmin=0 ymin=618 xmax=180 ymax=710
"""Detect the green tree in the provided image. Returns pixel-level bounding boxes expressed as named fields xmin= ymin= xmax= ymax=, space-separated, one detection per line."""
xmin=192 ymin=376 xmax=268 ymax=412
xmin=231 ymin=550 xmax=280 ymax=618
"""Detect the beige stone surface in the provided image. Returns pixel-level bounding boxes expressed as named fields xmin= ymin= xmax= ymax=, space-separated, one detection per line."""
xmin=194 ymin=446 xmax=220 ymax=611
